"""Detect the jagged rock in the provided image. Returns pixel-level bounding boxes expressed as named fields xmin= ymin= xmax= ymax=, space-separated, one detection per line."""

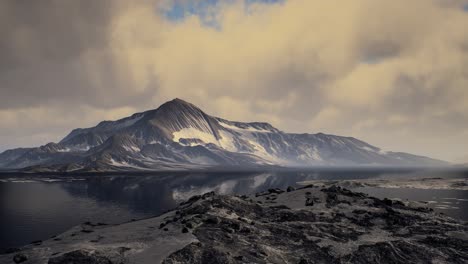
xmin=13 ymin=253 xmax=27 ymax=263
xmin=162 ymin=243 xmax=231 ymax=264
xmin=204 ymin=215 xmax=220 ymax=225
xmin=268 ymin=188 xmax=284 ymax=194
xmin=162 ymin=186 xmax=468 ymax=263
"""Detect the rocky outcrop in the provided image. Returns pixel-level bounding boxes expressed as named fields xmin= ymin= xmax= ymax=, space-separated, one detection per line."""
xmin=1 ymin=186 xmax=467 ymax=263
xmin=162 ymin=187 xmax=468 ymax=263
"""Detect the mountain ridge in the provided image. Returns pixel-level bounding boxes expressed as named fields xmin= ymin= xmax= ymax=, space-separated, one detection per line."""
xmin=0 ymin=98 xmax=449 ymax=172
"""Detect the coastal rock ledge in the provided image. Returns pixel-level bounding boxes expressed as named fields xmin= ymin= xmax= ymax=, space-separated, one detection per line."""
xmin=1 ymin=186 xmax=467 ymax=264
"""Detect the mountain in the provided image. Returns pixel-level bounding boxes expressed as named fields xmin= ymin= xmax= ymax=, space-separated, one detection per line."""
xmin=0 ymin=98 xmax=448 ymax=172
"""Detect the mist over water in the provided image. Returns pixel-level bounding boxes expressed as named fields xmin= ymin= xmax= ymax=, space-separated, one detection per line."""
xmin=1 ymin=169 xmax=467 ymax=251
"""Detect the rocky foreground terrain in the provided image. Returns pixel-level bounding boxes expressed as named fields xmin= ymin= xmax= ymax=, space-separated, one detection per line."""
xmin=1 ymin=186 xmax=467 ymax=264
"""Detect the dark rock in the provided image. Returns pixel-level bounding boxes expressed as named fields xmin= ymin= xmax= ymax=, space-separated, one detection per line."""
xmin=268 ymin=188 xmax=284 ymax=194
xmin=180 ymin=195 xmax=202 ymax=206
xmin=13 ymin=253 xmax=27 ymax=263
xmin=204 ymin=216 xmax=220 ymax=225
xmin=162 ymin=243 xmax=231 ymax=264
xmin=352 ymin=209 xmax=367 ymax=215
xmin=347 ymin=241 xmax=436 ymax=263
xmin=182 ymin=227 xmax=189 ymax=233
xmin=269 ymin=205 xmax=290 ymax=210
xmin=382 ymin=198 xmax=393 ymax=206
xmin=255 ymin=191 xmax=270 ymax=197
xmin=287 ymin=186 xmax=296 ymax=192
xmin=30 ymin=240 xmax=42 ymax=245
xmin=325 ymin=192 xmax=338 ymax=207
xmin=201 ymin=192 xmax=215 ymax=199
xmin=118 ymin=247 xmax=131 ymax=254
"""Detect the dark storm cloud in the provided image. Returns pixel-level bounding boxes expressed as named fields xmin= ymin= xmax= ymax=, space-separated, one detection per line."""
xmin=0 ymin=1 xmax=112 ymax=68
xmin=0 ymin=0 xmax=158 ymax=110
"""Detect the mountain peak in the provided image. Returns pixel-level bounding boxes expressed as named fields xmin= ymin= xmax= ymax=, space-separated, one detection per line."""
xmin=172 ymin=97 xmax=189 ymax=103
xmin=153 ymin=98 xmax=206 ymax=117
xmin=159 ymin=98 xmax=195 ymax=108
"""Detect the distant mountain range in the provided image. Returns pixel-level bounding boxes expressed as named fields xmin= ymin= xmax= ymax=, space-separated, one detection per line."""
xmin=0 ymin=98 xmax=448 ymax=172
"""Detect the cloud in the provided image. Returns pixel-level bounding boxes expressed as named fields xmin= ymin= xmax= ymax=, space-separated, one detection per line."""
xmin=0 ymin=0 xmax=159 ymax=110
xmin=0 ymin=0 xmax=467 ymax=161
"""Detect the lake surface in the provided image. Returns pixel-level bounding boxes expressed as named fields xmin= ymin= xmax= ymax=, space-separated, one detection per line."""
xmin=1 ymin=169 xmax=467 ymax=251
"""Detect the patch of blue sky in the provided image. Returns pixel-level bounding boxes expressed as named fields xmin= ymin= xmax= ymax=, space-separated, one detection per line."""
xmin=162 ymin=0 xmax=284 ymax=27
xmin=245 ymin=0 xmax=283 ymax=5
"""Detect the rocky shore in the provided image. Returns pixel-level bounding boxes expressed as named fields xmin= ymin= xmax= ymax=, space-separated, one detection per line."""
xmin=1 ymin=186 xmax=467 ymax=264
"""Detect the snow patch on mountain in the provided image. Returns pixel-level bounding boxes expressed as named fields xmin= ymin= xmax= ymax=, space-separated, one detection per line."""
xmin=173 ymin=128 xmax=218 ymax=146
xmin=123 ymin=145 xmax=141 ymax=153
xmin=219 ymin=121 xmax=271 ymax=133
xmin=217 ymin=131 xmax=238 ymax=152
xmin=56 ymin=148 xmax=72 ymax=153
xmin=359 ymin=145 xmax=387 ymax=155
xmin=109 ymin=158 xmax=146 ymax=170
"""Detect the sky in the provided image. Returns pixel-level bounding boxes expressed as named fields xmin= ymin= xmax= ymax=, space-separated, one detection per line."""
xmin=0 ymin=0 xmax=468 ymax=163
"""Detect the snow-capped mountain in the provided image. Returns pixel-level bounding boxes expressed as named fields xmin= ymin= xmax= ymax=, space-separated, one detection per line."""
xmin=0 ymin=98 xmax=448 ymax=172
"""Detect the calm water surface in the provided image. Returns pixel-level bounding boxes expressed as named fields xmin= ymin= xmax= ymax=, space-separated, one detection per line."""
xmin=1 ymin=169 xmax=467 ymax=251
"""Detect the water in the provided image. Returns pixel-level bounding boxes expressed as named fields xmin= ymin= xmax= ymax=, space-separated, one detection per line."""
xmin=1 ymin=169 xmax=467 ymax=251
